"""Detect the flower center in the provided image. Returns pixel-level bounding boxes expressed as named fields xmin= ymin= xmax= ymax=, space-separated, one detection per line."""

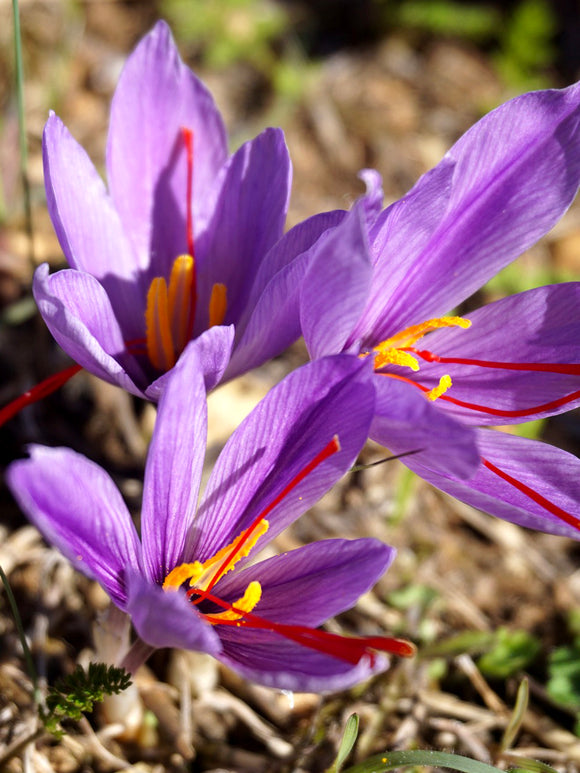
xmin=370 ymin=315 xmax=471 ymax=400
xmin=163 ymin=519 xmax=269 ymax=624
xmin=143 ymin=127 xmax=227 ymax=372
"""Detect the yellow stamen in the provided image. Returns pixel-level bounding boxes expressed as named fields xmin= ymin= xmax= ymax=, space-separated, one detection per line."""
xmin=168 ymin=255 xmax=195 ymax=354
xmin=145 ymin=277 xmax=175 ymax=371
xmin=426 ymin=374 xmax=452 ymax=401
xmin=382 ymin=316 xmax=471 ymax=349
xmin=162 ymin=519 xmax=269 ymax=593
xmin=163 ymin=561 xmax=203 ymax=591
xmin=373 ymin=347 xmax=419 ymax=371
xmin=208 ymin=283 xmax=227 ymax=327
xmin=204 ymin=581 xmax=262 ymax=624
xmin=370 ymin=316 xmax=471 ymax=374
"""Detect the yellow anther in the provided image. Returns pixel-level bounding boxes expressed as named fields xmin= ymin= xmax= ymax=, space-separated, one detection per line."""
xmin=194 ymin=519 xmax=269 ymax=589
xmin=163 ymin=561 xmax=203 ymax=591
xmin=373 ymin=346 xmax=419 ymax=371
xmin=208 ymin=283 xmax=227 ymax=328
xmin=145 ymin=277 xmax=175 ymax=371
xmin=426 ymin=374 xmax=452 ymax=401
xmin=384 ymin=316 xmax=471 ymax=349
xmin=168 ymin=255 xmax=195 ymax=354
xmin=162 ymin=520 xmax=269 ymax=597
xmin=370 ymin=316 xmax=471 ymax=374
xmin=204 ymin=581 xmax=262 ymax=624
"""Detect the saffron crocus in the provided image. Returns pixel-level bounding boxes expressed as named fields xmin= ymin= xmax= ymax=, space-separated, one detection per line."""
xmin=23 ymin=20 xmax=343 ymax=410
xmin=300 ymin=82 xmax=580 ymax=538
xmin=7 ymin=349 xmax=413 ymax=691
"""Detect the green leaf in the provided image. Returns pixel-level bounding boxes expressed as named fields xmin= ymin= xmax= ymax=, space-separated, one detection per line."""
xmin=500 ymin=677 xmax=529 ymax=751
xmin=42 ymin=663 xmax=132 ymax=736
xmin=342 ymin=749 xmax=506 ymax=773
xmin=327 ymin=714 xmax=360 ymax=773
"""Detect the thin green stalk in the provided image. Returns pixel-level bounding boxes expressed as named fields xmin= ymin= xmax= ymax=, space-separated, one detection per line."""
xmin=12 ymin=0 xmax=35 ymax=266
xmin=0 ymin=563 xmax=40 ymax=708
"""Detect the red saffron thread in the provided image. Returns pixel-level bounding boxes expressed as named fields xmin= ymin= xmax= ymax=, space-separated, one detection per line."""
xmin=376 ymin=372 xmax=579 ymax=530
xmin=381 ymin=371 xmax=580 ymax=418
xmin=409 ymin=348 xmax=580 ymax=376
xmin=205 ymin=436 xmax=341 ymax=593
xmin=190 ymin=588 xmax=416 ymax=663
xmin=181 ymin=127 xmax=195 ymax=259
xmin=482 ymin=457 xmax=580 ymax=532
xmin=0 ymin=364 xmax=83 ymax=428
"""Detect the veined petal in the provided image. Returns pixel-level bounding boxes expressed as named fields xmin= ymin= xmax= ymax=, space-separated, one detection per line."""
xmin=352 ymin=159 xmax=455 ymax=343
xmin=141 ymin=345 xmax=208 ymax=584
xmin=33 ymin=264 xmax=146 ymax=398
xmin=301 ymin=202 xmax=372 ymax=358
xmin=126 ymin=572 xmax=222 ymax=654
xmin=6 ymin=446 xmax=141 ymax=608
xmin=366 ymin=82 xmax=580 ymax=337
xmin=406 ymin=283 xmax=580 ymax=424
xmin=145 ymin=324 xmax=235 ymax=401
xmin=196 ymin=128 xmax=291 ymax=328
xmin=43 ymin=113 xmax=144 ymax=342
xmin=405 ymin=429 xmax=580 ymax=539
xmin=214 ymin=538 xmax=395 ymax=626
xmin=106 ymin=20 xmax=228 ymax=270
xmin=216 ymin=633 xmax=389 ymax=692
xmin=370 ymin=377 xmax=480 ymax=479
xmin=190 ymin=355 xmax=376 ymax=564
xmin=227 ymin=210 xmax=346 ymax=380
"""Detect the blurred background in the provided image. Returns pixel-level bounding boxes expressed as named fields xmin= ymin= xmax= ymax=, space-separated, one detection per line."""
xmin=2 ymin=2 xmax=580 ymax=771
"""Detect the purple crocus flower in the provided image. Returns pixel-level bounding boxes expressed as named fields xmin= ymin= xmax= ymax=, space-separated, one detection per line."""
xmin=7 ymin=348 xmax=413 ymax=691
xmin=299 ymin=83 xmax=580 ymax=539
xmin=28 ymin=20 xmax=342 ymax=406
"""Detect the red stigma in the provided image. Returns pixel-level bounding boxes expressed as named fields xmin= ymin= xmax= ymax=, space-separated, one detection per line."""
xmin=482 ymin=457 xmax=580 ymax=533
xmin=181 ymin=127 xmax=195 ymax=259
xmin=206 ymin=435 xmax=341 ymax=593
xmin=189 ymin=588 xmax=416 ymax=665
xmin=0 ymin=364 xmax=82 ymax=428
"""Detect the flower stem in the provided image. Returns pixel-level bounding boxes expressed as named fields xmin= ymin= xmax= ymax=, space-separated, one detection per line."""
xmin=11 ymin=0 xmax=35 ymax=267
xmin=0 ymin=563 xmax=41 ymax=709
xmin=119 ymin=638 xmax=155 ymax=675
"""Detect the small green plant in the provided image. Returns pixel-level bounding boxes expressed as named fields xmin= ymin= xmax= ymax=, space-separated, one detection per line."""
xmin=42 ymin=663 xmax=132 ymax=737
xmin=494 ymin=0 xmax=556 ymax=89
xmin=1 ymin=563 xmax=132 ymax=741
xmin=477 ymin=628 xmax=541 ymax=679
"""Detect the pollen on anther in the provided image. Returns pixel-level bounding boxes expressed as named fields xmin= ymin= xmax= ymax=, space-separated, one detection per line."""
xmin=209 ymin=283 xmax=227 ymax=328
xmin=426 ymin=374 xmax=452 ymax=401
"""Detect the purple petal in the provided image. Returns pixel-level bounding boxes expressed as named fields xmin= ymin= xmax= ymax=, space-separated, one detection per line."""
xmin=358 ymin=169 xmax=384 ymax=224
xmin=190 ymin=355 xmax=375 ymax=564
xmin=126 ymin=572 xmax=221 ymax=653
xmin=351 ymin=159 xmax=455 ymax=343
xmin=6 ymin=446 xmax=141 ymax=607
xmin=406 ymin=428 xmax=580 ymax=539
xmin=195 ymin=128 xmax=291 ymax=328
xmin=216 ymin=633 xmax=389 ymax=692
xmin=214 ymin=538 xmax=395 ymax=626
xmin=301 ymin=202 xmax=372 ymax=358
xmin=140 ymin=345 xmax=208 ymax=584
xmin=106 ymin=21 xmax=228 ymax=270
xmin=33 ymin=264 xmax=147 ymax=397
xmin=227 ymin=210 xmax=346 ymax=379
xmin=370 ymin=376 xmax=480 ymax=479
xmin=364 ymin=83 xmax=580 ymax=338
xmin=43 ymin=114 xmax=144 ymax=342
xmin=405 ymin=283 xmax=580 ymax=425
xmin=145 ymin=324 xmax=235 ymax=401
